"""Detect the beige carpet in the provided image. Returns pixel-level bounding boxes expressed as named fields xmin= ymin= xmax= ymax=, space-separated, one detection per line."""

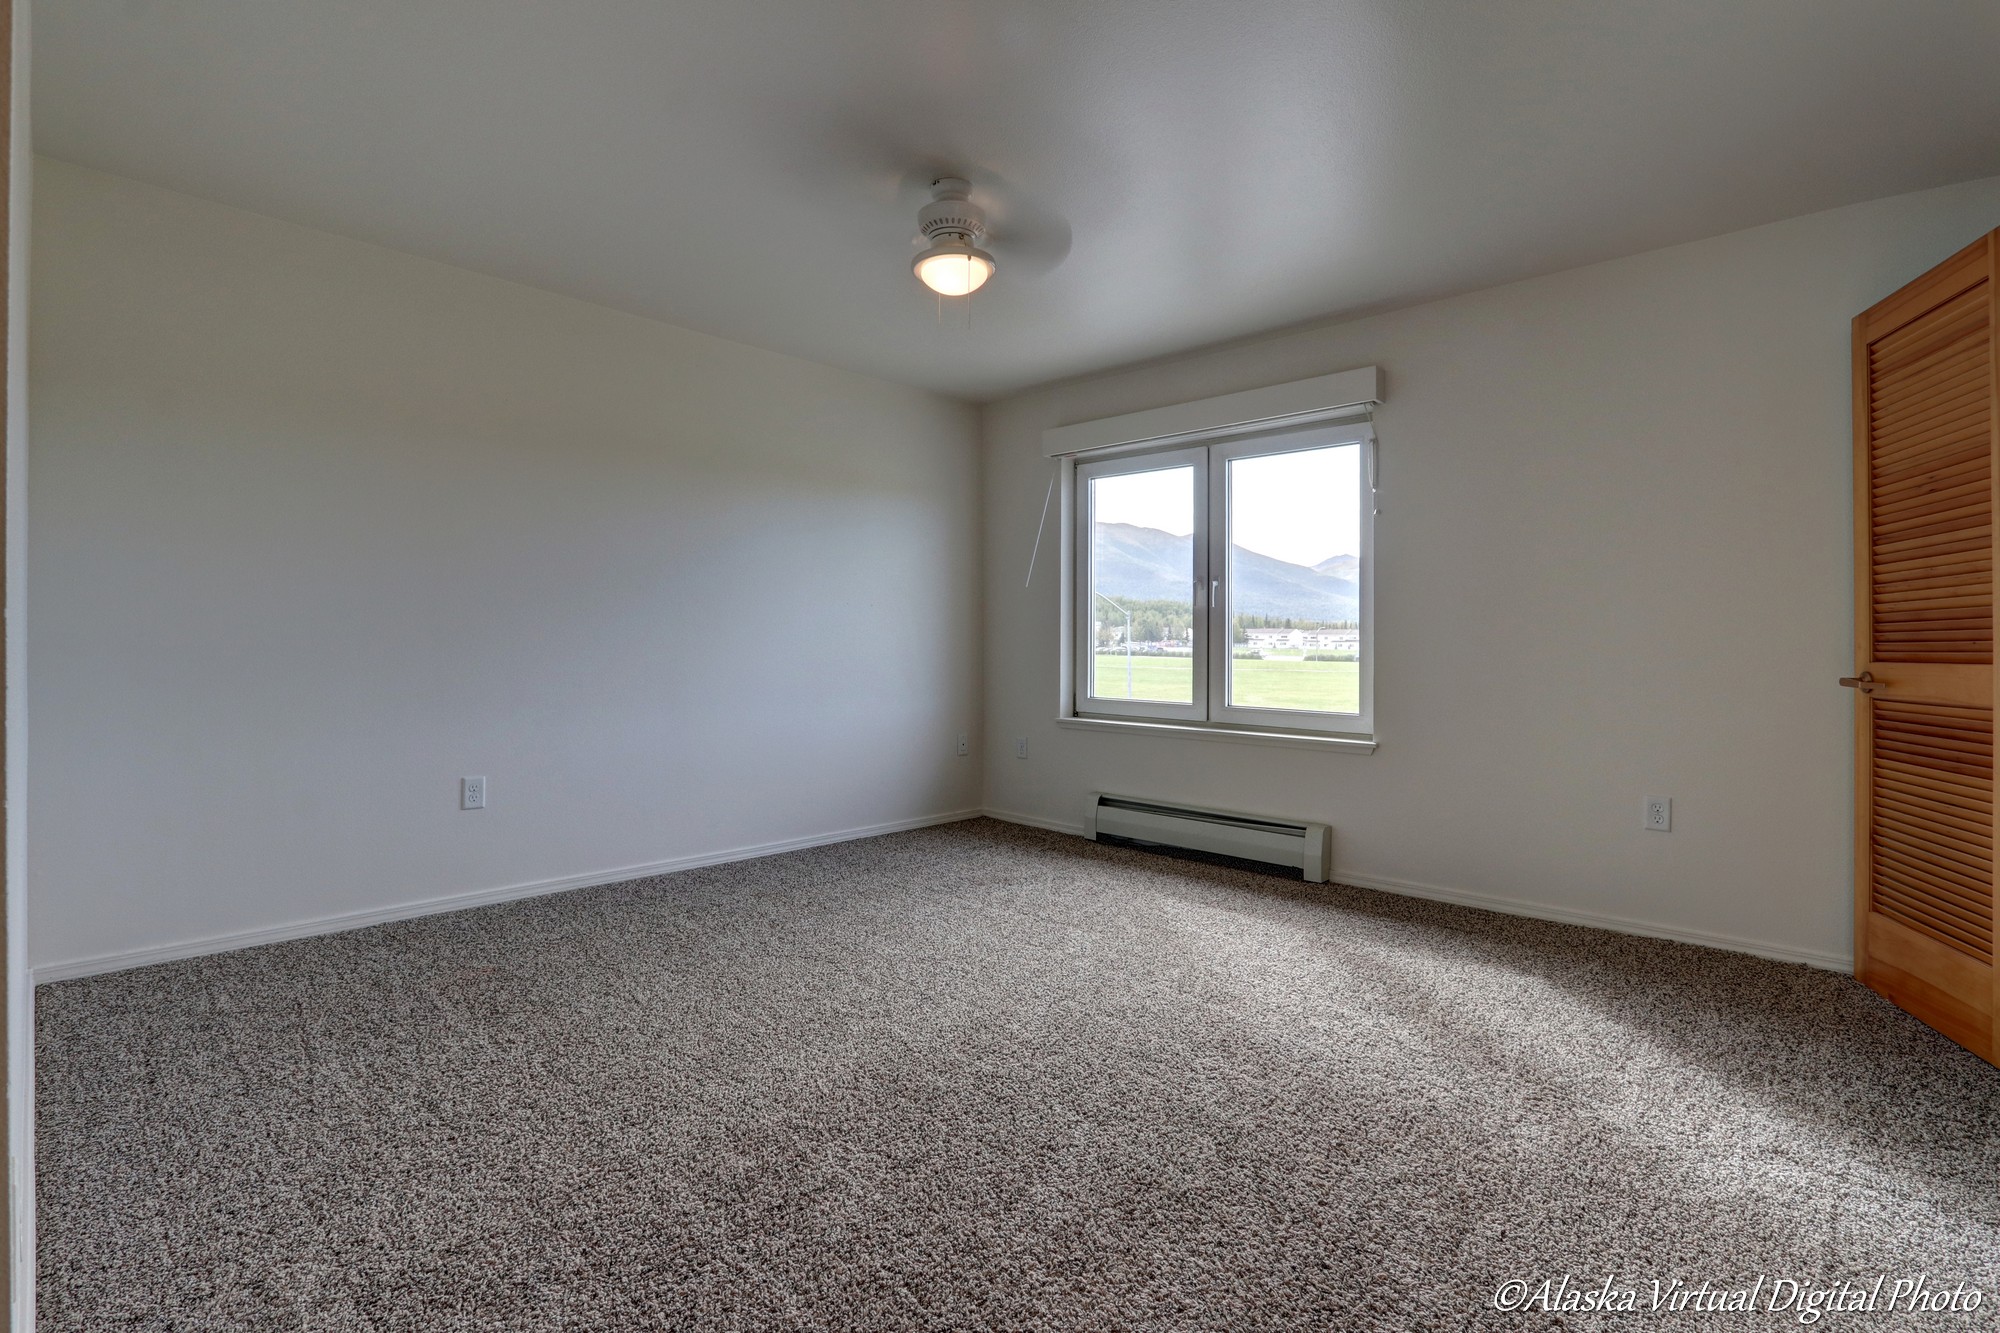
xmin=36 ymin=819 xmax=2000 ymax=1330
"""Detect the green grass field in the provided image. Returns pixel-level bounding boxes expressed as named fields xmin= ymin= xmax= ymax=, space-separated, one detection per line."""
xmin=1090 ymin=654 xmax=1359 ymax=714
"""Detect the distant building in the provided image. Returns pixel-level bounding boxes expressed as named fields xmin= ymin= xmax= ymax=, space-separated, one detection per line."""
xmin=1243 ymin=628 xmax=1303 ymax=650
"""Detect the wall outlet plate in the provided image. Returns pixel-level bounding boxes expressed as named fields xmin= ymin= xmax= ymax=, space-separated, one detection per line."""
xmin=1015 ymin=737 xmax=1028 ymax=758
xmin=1643 ymin=796 xmax=1671 ymax=831
xmin=956 ymin=732 xmax=970 ymax=756
xmin=462 ymin=776 xmax=487 ymax=810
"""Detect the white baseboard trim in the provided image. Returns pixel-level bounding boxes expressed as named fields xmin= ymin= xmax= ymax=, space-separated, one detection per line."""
xmin=1328 ymin=870 xmax=1852 ymax=973
xmin=979 ymin=807 xmax=1089 ymax=837
xmin=979 ymin=808 xmax=1853 ymax=974
xmin=33 ymin=808 xmax=987 ymax=984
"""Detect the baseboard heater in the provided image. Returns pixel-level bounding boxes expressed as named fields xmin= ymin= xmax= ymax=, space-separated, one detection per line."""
xmin=1086 ymin=793 xmax=1331 ymax=882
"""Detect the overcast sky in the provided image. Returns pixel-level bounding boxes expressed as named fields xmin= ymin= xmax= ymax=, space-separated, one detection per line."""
xmin=1092 ymin=443 xmax=1361 ymax=567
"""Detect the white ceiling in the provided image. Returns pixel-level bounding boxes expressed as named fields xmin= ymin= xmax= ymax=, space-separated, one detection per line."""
xmin=34 ymin=1 xmax=2000 ymax=400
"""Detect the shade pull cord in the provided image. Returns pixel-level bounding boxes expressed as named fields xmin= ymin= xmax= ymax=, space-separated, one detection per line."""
xmin=1025 ymin=463 xmax=1059 ymax=587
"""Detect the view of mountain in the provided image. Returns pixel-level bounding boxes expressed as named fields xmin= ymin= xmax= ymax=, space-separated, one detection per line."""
xmin=1231 ymin=546 xmax=1358 ymax=620
xmin=1312 ymin=553 xmax=1360 ymax=581
xmin=1092 ymin=523 xmax=1358 ymax=620
xmin=1089 ymin=523 xmax=1194 ymax=601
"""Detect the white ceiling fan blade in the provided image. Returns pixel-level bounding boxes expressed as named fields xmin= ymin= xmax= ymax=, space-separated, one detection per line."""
xmin=972 ymin=174 xmax=1072 ymax=279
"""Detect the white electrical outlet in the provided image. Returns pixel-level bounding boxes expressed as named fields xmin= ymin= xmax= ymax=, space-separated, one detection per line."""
xmin=462 ymin=776 xmax=487 ymax=810
xmin=956 ymin=732 xmax=970 ymax=756
xmin=1015 ymin=737 xmax=1028 ymax=759
xmin=1643 ymin=796 xmax=1671 ymax=832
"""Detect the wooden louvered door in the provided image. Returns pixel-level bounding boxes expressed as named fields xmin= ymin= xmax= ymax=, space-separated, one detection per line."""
xmin=1852 ymin=230 xmax=1999 ymax=1065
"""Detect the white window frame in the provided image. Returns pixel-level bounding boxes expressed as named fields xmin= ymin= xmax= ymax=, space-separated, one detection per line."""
xmin=1068 ymin=419 xmax=1375 ymax=741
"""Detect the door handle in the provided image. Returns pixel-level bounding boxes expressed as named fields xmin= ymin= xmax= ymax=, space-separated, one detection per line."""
xmin=1839 ymin=672 xmax=1880 ymax=694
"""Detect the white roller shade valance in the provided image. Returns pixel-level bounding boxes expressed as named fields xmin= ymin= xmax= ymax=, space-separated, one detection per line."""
xmin=1040 ymin=366 xmax=1380 ymax=459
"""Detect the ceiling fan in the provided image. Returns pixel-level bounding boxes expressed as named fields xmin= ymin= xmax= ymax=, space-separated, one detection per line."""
xmin=911 ymin=178 xmax=997 ymax=296
xmin=905 ymin=170 xmax=1072 ymax=301
xmin=793 ymin=114 xmax=1075 ymax=299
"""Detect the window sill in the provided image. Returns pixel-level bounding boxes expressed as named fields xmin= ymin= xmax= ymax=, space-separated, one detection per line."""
xmin=1057 ymin=715 xmax=1377 ymax=753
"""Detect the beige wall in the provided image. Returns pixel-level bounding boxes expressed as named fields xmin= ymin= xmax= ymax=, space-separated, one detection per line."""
xmin=29 ymin=157 xmax=983 ymax=974
xmin=982 ymin=173 xmax=2000 ymax=969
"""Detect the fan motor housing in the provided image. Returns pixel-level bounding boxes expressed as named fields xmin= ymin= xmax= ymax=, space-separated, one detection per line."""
xmin=917 ymin=178 xmax=987 ymax=244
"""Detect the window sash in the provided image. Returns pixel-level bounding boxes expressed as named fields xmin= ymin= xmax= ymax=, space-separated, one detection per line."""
xmin=1207 ymin=424 xmax=1374 ymax=738
xmin=1072 ymin=446 xmax=1209 ymax=723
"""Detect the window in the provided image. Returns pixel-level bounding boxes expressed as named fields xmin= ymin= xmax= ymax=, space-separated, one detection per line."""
xmin=1071 ymin=420 xmax=1373 ymax=739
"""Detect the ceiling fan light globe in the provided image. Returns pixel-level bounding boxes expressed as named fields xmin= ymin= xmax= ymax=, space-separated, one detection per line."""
xmin=914 ymin=244 xmax=995 ymax=296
